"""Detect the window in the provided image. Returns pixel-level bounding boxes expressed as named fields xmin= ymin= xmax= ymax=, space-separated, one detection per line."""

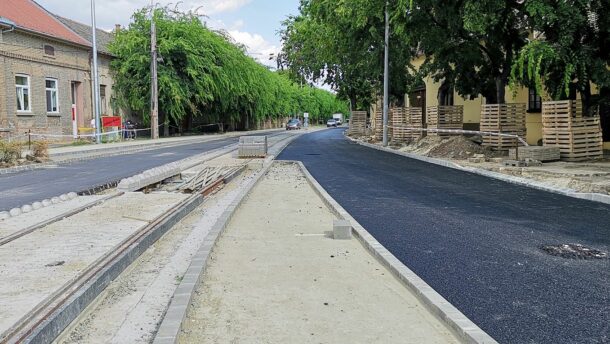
xmin=439 ymin=82 xmax=454 ymax=106
xmin=528 ymin=87 xmax=542 ymax=112
xmin=100 ymin=85 xmax=107 ymax=114
xmin=46 ymin=78 xmax=59 ymax=113
xmin=15 ymin=75 xmax=30 ymax=112
xmin=44 ymin=44 xmax=55 ymax=56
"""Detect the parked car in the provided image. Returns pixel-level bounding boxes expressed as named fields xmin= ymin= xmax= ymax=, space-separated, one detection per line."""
xmin=327 ymin=119 xmax=338 ymax=127
xmin=286 ymin=119 xmax=302 ymax=130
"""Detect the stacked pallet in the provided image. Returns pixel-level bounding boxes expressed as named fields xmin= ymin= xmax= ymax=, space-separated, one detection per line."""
xmin=480 ymin=103 xmax=526 ymax=149
xmin=426 ymin=106 xmax=464 ymax=136
xmin=508 ymin=146 xmax=561 ymax=161
xmin=391 ymin=107 xmax=408 ymax=143
xmin=391 ymin=107 xmax=424 ymax=143
xmin=542 ymin=100 xmax=603 ymax=161
xmin=406 ymin=107 xmax=424 ymax=141
xmin=348 ymin=111 xmax=367 ymax=136
xmin=374 ymin=109 xmax=393 ymax=141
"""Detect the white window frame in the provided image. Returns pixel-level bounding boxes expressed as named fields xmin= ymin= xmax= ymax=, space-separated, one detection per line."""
xmin=45 ymin=78 xmax=60 ymax=113
xmin=15 ymin=74 xmax=31 ymax=113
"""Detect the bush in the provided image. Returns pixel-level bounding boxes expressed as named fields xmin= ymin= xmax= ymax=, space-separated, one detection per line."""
xmin=32 ymin=140 xmax=49 ymax=158
xmin=0 ymin=140 xmax=23 ymax=164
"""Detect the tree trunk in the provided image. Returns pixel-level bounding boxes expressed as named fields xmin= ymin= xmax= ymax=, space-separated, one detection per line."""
xmin=580 ymin=82 xmax=593 ymax=116
xmin=350 ymin=96 xmax=357 ymax=112
xmin=496 ymin=77 xmax=506 ymax=105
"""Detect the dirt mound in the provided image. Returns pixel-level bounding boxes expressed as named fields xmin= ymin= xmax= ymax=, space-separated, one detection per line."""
xmin=400 ymin=135 xmax=500 ymax=160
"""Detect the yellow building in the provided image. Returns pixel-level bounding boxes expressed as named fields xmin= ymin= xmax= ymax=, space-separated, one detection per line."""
xmin=405 ymin=55 xmax=609 ymax=150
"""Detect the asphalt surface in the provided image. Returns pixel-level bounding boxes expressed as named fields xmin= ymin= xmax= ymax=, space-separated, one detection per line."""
xmin=0 ymin=132 xmax=276 ymax=211
xmin=279 ymin=128 xmax=610 ymax=344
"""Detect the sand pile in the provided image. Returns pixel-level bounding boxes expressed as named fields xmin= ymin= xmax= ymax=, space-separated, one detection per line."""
xmin=399 ymin=136 xmax=500 ymax=160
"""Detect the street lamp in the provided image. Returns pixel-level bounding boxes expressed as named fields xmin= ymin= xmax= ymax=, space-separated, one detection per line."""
xmin=90 ymin=0 xmax=102 ymax=144
xmin=382 ymin=0 xmax=390 ymax=147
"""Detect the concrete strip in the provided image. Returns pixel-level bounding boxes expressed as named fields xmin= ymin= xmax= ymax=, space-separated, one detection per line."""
xmin=152 ymin=131 xmax=305 ymax=344
xmin=152 ymin=161 xmax=275 ymax=344
xmin=347 ymin=135 xmax=610 ymax=206
xmin=294 ymin=160 xmax=498 ymax=344
xmin=19 ymin=195 xmax=204 ymax=344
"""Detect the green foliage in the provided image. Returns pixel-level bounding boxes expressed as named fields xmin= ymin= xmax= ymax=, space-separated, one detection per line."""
xmin=509 ymin=0 xmax=610 ymax=103
xmin=393 ymin=0 xmax=528 ymax=104
xmin=109 ymin=7 xmax=347 ymax=129
xmin=279 ymin=0 xmax=414 ymax=109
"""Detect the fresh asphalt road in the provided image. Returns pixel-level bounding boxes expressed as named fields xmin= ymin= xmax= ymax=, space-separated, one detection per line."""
xmin=279 ymin=128 xmax=610 ymax=344
xmin=0 ymin=132 xmax=276 ymax=211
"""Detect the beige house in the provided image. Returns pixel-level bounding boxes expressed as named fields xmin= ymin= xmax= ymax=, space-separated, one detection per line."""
xmin=0 ymin=0 xmax=116 ymax=140
xmin=404 ymin=55 xmax=609 ymax=148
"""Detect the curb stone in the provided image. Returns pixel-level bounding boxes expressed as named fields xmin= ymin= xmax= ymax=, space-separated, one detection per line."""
xmin=294 ymin=160 xmax=498 ymax=344
xmin=346 ymin=134 xmax=610 ymax=206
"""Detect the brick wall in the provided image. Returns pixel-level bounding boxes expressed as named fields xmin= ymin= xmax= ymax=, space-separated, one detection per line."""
xmin=0 ymin=30 xmax=116 ymax=141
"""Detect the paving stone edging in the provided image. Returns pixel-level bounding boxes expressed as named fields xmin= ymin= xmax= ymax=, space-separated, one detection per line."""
xmin=152 ymin=134 xmax=302 ymax=344
xmin=346 ymin=135 xmax=610 ymax=206
xmin=295 ymin=160 xmax=498 ymax=344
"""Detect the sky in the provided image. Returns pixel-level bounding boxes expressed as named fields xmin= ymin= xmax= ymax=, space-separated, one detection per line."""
xmin=35 ymin=0 xmax=300 ymax=67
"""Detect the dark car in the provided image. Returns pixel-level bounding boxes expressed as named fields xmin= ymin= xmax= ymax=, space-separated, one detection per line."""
xmin=286 ymin=119 xmax=302 ymax=130
xmin=326 ymin=119 xmax=337 ymax=127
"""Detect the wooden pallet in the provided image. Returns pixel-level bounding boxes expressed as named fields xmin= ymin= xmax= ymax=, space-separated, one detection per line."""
xmin=348 ymin=111 xmax=367 ymax=136
xmin=391 ymin=107 xmax=424 ymax=143
xmin=542 ymin=100 xmax=603 ymax=161
xmin=374 ymin=109 xmax=393 ymax=141
xmin=480 ymin=103 xmax=526 ymax=149
xmin=426 ymin=106 xmax=463 ymax=136
xmin=508 ymin=146 xmax=560 ymax=161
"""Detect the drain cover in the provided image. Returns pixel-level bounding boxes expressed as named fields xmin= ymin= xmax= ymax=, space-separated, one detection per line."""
xmin=540 ymin=244 xmax=608 ymax=260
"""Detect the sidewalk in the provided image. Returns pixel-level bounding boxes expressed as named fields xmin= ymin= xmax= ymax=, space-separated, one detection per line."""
xmin=179 ymin=163 xmax=459 ymax=343
xmin=47 ymin=128 xmax=283 ymax=160
xmin=356 ymin=135 xmax=610 ymax=196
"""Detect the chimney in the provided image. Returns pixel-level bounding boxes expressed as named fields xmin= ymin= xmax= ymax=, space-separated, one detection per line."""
xmin=114 ymin=24 xmax=121 ymax=33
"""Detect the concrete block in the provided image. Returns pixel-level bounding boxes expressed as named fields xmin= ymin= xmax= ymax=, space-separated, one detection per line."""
xmin=21 ymin=204 xmax=33 ymax=213
xmin=68 ymin=192 xmax=78 ymax=199
xmin=42 ymin=199 xmax=52 ymax=207
xmin=333 ymin=219 xmax=352 ymax=240
xmin=51 ymin=197 xmax=61 ymax=204
xmin=32 ymin=201 xmax=43 ymax=210
xmin=9 ymin=208 xmax=22 ymax=217
xmin=59 ymin=194 xmax=69 ymax=201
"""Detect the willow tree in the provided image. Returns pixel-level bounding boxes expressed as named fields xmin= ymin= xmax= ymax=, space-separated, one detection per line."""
xmin=110 ymin=7 xmax=347 ymax=133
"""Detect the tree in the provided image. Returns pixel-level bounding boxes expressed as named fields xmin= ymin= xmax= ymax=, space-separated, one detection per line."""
xmin=279 ymin=0 xmax=414 ymax=110
xmin=110 ymin=6 xmax=347 ymax=133
xmin=510 ymin=0 xmax=610 ymax=110
xmin=393 ymin=0 xmax=528 ymax=104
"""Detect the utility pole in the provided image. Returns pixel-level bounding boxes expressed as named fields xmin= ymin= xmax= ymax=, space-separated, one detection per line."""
xmin=90 ymin=0 xmax=101 ymax=144
xmin=150 ymin=2 xmax=159 ymax=139
xmin=382 ymin=1 xmax=390 ymax=147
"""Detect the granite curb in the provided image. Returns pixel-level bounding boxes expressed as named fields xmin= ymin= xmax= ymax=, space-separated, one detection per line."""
xmin=346 ymin=135 xmax=610 ymax=206
xmin=294 ymin=160 xmax=498 ymax=344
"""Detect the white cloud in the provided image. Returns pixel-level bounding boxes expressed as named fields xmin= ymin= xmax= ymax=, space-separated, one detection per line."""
xmin=35 ymin=0 xmax=251 ymax=30
xmin=228 ymin=29 xmax=280 ymax=68
xmin=203 ymin=0 xmax=252 ymax=15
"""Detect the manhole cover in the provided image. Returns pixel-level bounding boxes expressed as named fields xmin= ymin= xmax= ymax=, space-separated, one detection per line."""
xmin=540 ymin=244 xmax=608 ymax=260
